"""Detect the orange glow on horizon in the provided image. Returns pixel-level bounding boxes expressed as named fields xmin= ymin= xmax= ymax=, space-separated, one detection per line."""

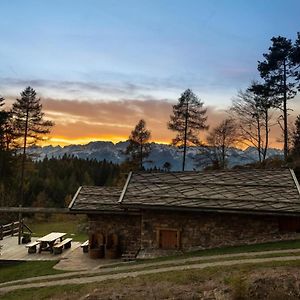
xmin=41 ymin=135 xmax=283 ymax=150
xmin=42 ymin=135 xmax=171 ymax=147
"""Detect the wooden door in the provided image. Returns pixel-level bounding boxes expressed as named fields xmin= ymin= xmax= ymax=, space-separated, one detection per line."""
xmin=159 ymin=230 xmax=178 ymax=249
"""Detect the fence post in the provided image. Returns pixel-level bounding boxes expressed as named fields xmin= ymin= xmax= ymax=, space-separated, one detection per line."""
xmin=11 ymin=222 xmax=14 ymax=236
xmin=0 ymin=225 xmax=3 ymax=240
xmin=21 ymin=218 xmax=24 ymax=234
xmin=18 ymin=205 xmax=22 ymax=245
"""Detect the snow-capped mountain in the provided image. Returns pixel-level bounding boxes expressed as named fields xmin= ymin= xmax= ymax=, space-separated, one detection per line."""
xmin=26 ymin=141 xmax=284 ymax=171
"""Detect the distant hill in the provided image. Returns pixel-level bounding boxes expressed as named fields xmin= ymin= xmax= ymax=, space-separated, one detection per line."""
xmin=26 ymin=141 xmax=283 ymax=171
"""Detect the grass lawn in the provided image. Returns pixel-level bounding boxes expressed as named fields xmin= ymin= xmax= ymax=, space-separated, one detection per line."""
xmin=26 ymin=216 xmax=88 ymax=242
xmin=0 ymin=261 xmax=65 ymax=284
xmin=3 ymin=259 xmax=300 ymax=300
xmin=135 ymin=238 xmax=300 ymax=264
xmin=1 ymin=238 xmax=300 ymax=299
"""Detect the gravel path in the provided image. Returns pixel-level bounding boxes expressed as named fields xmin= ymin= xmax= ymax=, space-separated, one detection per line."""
xmin=1 ymin=252 xmax=300 ymax=295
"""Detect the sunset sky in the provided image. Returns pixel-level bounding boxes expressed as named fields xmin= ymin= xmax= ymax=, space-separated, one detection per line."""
xmin=0 ymin=0 xmax=300 ymax=147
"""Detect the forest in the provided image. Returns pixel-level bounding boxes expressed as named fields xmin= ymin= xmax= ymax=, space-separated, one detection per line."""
xmin=0 ymin=154 xmax=119 ymax=208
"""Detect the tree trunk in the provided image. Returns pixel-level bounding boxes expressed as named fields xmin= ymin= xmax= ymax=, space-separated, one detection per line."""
xmin=182 ymin=102 xmax=189 ymax=172
xmin=20 ymin=106 xmax=29 ymax=206
xmin=263 ymin=108 xmax=269 ymax=161
xmin=257 ymin=114 xmax=262 ymax=163
xmin=140 ymin=143 xmax=143 ymax=170
xmin=221 ymin=143 xmax=225 ymax=169
xmin=283 ymin=59 xmax=288 ymax=161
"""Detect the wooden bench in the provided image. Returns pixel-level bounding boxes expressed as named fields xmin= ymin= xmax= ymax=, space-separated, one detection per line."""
xmin=53 ymin=238 xmax=72 ymax=255
xmin=25 ymin=241 xmax=40 ymax=254
xmin=80 ymin=240 xmax=89 ymax=253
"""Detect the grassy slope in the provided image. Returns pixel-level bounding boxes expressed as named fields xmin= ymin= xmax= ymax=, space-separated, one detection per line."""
xmin=127 ymin=239 xmax=300 ymax=265
xmin=26 ymin=217 xmax=88 ymax=242
xmin=1 ymin=239 xmax=300 ymax=284
xmin=2 ymin=239 xmax=300 ymax=298
xmin=4 ymin=260 xmax=300 ymax=300
xmin=0 ymin=261 xmax=64 ymax=284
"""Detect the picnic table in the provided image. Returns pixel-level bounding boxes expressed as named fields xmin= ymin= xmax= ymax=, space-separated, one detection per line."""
xmin=37 ymin=232 xmax=67 ymax=253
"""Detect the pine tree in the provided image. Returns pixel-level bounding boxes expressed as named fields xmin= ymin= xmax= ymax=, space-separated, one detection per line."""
xmin=0 ymin=99 xmax=18 ymax=151
xmin=162 ymin=161 xmax=172 ymax=172
xmin=258 ymin=36 xmax=297 ymax=160
xmin=168 ymin=89 xmax=208 ymax=171
xmin=292 ymin=115 xmax=300 ymax=157
xmin=125 ymin=119 xmax=151 ymax=170
xmin=0 ymin=97 xmax=8 ymax=150
xmin=0 ymin=97 xmax=15 ymax=182
xmin=11 ymin=87 xmax=54 ymax=205
xmin=248 ymin=81 xmax=275 ymax=161
xmin=292 ymin=32 xmax=300 ymax=90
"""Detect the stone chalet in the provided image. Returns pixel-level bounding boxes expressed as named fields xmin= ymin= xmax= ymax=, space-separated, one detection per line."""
xmin=69 ymin=169 xmax=300 ymax=258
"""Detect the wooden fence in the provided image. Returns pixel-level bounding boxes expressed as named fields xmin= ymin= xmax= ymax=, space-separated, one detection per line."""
xmin=0 ymin=220 xmax=32 ymax=240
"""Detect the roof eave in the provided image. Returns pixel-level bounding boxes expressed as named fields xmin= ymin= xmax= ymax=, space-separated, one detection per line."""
xmin=290 ymin=169 xmax=300 ymax=199
xmin=119 ymin=203 xmax=300 ymax=217
xmin=68 ymin=186 xmax=82 ymax=209
xmin=69 ymin=208 xmax=140 ymax=215
xmin=118 ymin=171 xmax=132 ymax=203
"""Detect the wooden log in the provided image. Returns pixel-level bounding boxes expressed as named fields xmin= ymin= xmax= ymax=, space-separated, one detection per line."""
xmin=0 ymin=207 xmax=70 ymax=213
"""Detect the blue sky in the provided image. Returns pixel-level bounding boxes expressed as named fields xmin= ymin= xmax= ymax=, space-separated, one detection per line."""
xmin=0 ymin=0 xmax=299 ymax=145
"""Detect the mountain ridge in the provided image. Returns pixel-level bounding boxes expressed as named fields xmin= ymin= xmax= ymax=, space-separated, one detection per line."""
xmin=26 ymin=141 xmax=283 ymax=171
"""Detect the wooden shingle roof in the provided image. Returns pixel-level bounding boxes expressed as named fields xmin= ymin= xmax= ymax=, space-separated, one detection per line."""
xmin=119 ymin=169 xmax=300 ymax=215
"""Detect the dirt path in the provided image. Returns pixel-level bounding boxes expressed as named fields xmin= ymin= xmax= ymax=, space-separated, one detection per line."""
xmin=1 ymin=254 xmax=300 ymax=295
xmin=1 ymin=248 xmax=300 ymax=289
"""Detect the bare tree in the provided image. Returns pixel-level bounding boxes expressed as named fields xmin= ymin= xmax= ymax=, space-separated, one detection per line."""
xmin=205 ymin=118 xmax=239 ymax=169
xmin=230 ymin=85 xmax=273 ymax=163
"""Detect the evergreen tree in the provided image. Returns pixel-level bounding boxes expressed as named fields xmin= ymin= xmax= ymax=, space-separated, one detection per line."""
xmin=168 ymin=89 xmax=208 ymax=171
xmin=292 ymin=115 xmax=300 ymax=157
xmin=0 ymin=97 xmax=15 ymax=183
xmin=11 ymin=87 xmax=54 ymax=205
xmin=0 ymin=97 xmax=6 ymax=149
xmin=258 ymin=36 xmax=297 ymax=160
xmin=125 ymin=119 xmax=151 ymax=170
xmin=293 ymin=32 xmax=300 ymax=90
xmin=162 ymin=161 xmax=172 ymax=172
xmin=248 ymin=81 xmax=275 ymax=160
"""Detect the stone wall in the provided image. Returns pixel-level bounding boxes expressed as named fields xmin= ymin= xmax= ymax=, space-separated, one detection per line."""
xmin=141 ymin=210 xmax=299 ymax=253
xmin=88 ymin=210 xmax=300 ymax=258
xmin=88 ymin=214 xmax=141 ymax=253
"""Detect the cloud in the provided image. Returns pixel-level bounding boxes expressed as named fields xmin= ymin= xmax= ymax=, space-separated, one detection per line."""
xmin=40 ymin=97 xmax=230 ymax=146
xmin=3 ymin=85 xmax=300 ymax=149
xmin=39 ymin=97 xmax=298 ymax=149
xmin=0 ymin=74 xmax=247 ymax=107
xmin=0 ymin=77 xmax=155 ymax=101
